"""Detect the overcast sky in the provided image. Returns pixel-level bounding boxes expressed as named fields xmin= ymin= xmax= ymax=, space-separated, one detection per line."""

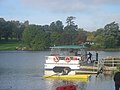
xmin=0 ymin=0 xmax=120 ymax=31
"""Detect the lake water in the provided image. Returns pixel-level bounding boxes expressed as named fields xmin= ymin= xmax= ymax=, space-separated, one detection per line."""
xmin=0 ymin=51 xmax=120 ymax=90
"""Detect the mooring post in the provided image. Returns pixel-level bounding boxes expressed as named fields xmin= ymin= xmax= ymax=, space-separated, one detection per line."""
xmin=96 ymin=52 xmax=98 ymax=61
xmin=112 ymin=57 xmax=114 ymax=67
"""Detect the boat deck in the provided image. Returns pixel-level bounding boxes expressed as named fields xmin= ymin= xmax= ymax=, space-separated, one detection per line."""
xmin=75 ymin=61 xmax=98 ymax=74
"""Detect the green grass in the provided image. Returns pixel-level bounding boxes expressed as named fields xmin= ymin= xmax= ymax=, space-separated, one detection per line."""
xmin=0 ymin=40 xmax=20 ymax=50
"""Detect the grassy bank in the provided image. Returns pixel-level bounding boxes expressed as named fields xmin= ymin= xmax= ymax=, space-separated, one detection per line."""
xmin=0 ymin=40 xmax=20 ymax=50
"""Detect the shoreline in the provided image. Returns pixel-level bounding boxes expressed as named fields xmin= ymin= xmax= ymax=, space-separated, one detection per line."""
xmin=0 ymin=40 xmax=120 ymax=51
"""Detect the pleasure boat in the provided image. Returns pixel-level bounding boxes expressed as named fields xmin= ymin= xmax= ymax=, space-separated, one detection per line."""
xmin=44 ymin=45 xmax=92 ymax=78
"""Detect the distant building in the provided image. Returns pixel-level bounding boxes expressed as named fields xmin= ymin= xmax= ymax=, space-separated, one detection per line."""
xmin=85 ymin=40 xmax=95 ymax=45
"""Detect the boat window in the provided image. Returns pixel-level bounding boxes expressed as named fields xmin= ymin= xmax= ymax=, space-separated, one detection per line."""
xmin=50 ymin=48 xmax=60 ymax=56
xmin=50 ymin=47 xmax=87 ymax=57
xmin=77 ymin=50 xmax=81 ymax=56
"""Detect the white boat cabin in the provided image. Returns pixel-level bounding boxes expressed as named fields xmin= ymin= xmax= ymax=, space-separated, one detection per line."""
xmin=44 ymin=45 xmax=87 ymax=75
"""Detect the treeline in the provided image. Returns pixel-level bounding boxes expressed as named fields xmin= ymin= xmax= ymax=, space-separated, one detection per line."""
xmin=0 ymin=18 xmax=28 ymax=41
xmin=0 ymin=17 xmax=120 ymax=50
xmin=22 ymin=16 xmax=87 ymax=50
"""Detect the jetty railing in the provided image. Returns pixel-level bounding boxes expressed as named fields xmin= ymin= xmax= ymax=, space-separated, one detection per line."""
xmin=93 ymin=59 xmax=105 ymax=72
xmin=94 ymin=57 xmax=120 ymax=73
xmin=94 ymin=57 xmax=120 ymax=67
xmin=103 ymin=59 xmax=120 ymax=67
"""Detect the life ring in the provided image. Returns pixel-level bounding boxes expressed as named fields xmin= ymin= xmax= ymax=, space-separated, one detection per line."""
xmin=73 ymin=57 xmax=77 ymax=60
xmin=64 ymin=56 xmax=71 ymax=62
xmin=53 ymin=56 xmax=59 ymax=62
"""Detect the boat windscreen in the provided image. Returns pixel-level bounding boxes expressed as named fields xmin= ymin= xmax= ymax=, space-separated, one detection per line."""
xmin=50 ymin=48 xmax=87 ymax=57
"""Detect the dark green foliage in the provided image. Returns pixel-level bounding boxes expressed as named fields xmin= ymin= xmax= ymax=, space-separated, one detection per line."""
xmin=76 ymin=28 xmax=87 ymax=44
xmin=103 ymin=22 xmax=120 ymax=48
xmin=22 ymin=25 xmax=49 ymax=50
xmin=93 ymin=22 xmax=120 ymax=49
xmin=0 ymin=18 xmax=27 ymax=41
xmin=1 ymin=17 xmax=120 ymax=50
xmin=64 ymin=16 xmax=78 ymax=45
xmin=103 ymin=36 xmax=117 ymax=48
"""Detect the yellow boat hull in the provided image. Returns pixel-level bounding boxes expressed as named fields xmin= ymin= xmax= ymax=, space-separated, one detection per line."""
xmin=44 ymin=74 xmax=91 ymax=79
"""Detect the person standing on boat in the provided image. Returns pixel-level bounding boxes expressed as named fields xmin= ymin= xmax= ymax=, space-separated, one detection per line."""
xmin=87 ymin=52 xmax=92 ymax=63
xmin=114 ymin=67 xmax=120 ymax=90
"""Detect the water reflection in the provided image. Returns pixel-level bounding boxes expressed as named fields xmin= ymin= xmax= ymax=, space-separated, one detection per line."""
xmin=86 ymin=75 xmax=114 ymax=90
xmin=44 ymin=74 xmax=114 ymax=90
xmin=45 ymin=78 xmax=89 ymax=90
xmin=0 ymin=51 xmax=117 ymax=90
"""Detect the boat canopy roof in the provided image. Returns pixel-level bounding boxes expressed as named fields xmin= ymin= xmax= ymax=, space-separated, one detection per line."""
xmin=50 ymin=45 xmax=86 ymax=49
xmin=49 ymin=45 xmax=87 ymax=56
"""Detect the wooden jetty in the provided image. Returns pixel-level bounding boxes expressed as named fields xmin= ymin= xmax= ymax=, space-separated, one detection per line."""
xmin=75 ymin=57 xmax=120 ymax=75
xmin=74 ymin=62 xmax=98 ymax=74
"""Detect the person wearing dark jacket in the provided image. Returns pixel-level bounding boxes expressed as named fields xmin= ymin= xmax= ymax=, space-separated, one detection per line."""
xmin=87 ymin=52 xmax=92 ymax=63
xmin=114 ymin=68 xmax=120 ymax=90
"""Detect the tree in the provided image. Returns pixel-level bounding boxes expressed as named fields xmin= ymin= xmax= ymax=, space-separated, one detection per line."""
xmin=103 ymin=22 xmax=120 ymax=48
xmin=49 ymin=20 xmax=64 ymax=46
xmin=49 ymin=22 xmax=56 ymax=32
xmin=0 ymin=18 xmax=6 ymax=40
xmin=49 ymin=20 xmax=63 ymax=33
xmin=59 ymin=32 xmax=72 ymax=45
xmin=66 ymin=16 xmax=76 ymax=26
xmin=103 ymin=35 xmax=117 ymax=48
xmin=32 ymin=30 xmax=49 ymax=50
xmin=64 ymin=25 xmax=77 ymax=44
xmin=65 ymin=16 xmax=78 ymax=32
xmin=94 ymin=35 xmax=104 ymax=48
xmin=94 ymin=28 xmax=104 ymax=37
xmin=76 ymin=28 xmax=87 ymax=44
xmin=50 ymin=32 xmax=60 ymax=46
xmin=11 ymin=21 xmax=23 ymax=40
xmin=22 ymin=25 xmax=49 ymax=50
xmin=55 ymin=20 xmax=64 ymax=33
xmin=0 ymin=19 xmax=26 ymax=41
xmin=43 ymin=25 xmax=50 ymax=32
xmin=86 ymin=32 xmax=95 ymax=41
xmin=104 ymin=22 xmax=119 ymax=36
xmin=63 ymin=16 xmax=78 ymax=45
xmin=2 ymin=21 xmax=13 ymax=40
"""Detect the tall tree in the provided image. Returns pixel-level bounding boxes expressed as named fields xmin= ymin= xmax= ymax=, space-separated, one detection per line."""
xmin=94 ymin=34 xmax=104 ymax=48
xmin=3 ymin=21 xmax=13 ymax=40
xmin=49 ymin=22 xmax=56 ymax=32
xmin=66 ymin=16 xmax=76 ymax=26
xmin=76 ymin=28 xmax=87 ymax=44
xmin=55 ymin=20 xmax=64 ymax=33
xmin=103 ymin=22 xmax=120 ymax=48
xmin=0 ymin=18 xmax=6 ymax=40
xmin=103 ymin=35 xmax=117 ymax=48
xmin=49 ymin=20 xmax=63 ymax=33
xmin=50 ymin=32 xmax=60 ymax=46
xmin=49 ymin=20 xmax=64 ymax=46
xmin=22 ymin=25 xmax=49 ymax=50
xmin=64 ymin=16 xmax=78 ymax=45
